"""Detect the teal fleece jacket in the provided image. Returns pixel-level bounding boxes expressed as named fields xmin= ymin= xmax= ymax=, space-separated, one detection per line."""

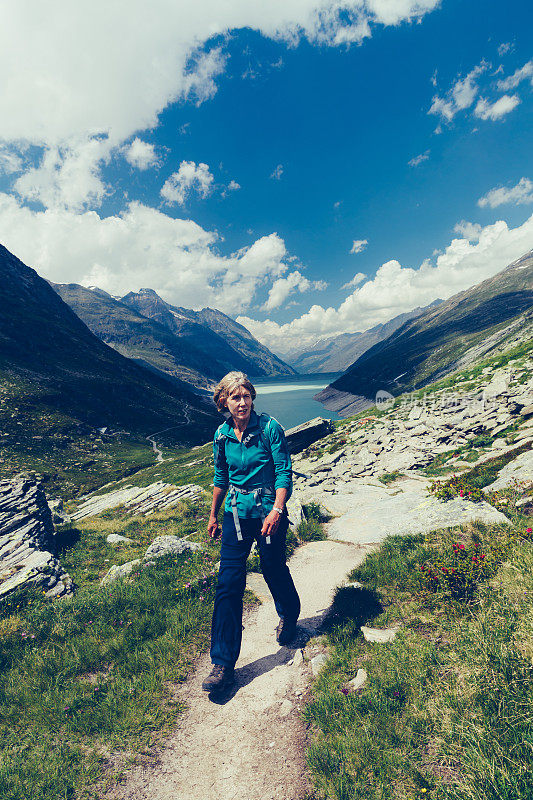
xmin=213 ymin=410 xmax=292 ymax=519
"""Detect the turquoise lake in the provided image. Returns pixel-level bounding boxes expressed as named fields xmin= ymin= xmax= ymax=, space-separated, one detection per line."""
xmin=252 ymin=373 xmax=341 ymax=430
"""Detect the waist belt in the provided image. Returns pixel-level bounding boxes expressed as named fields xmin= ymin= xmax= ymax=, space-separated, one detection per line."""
xmin=228 ymin=485 xmax=275 ymax=543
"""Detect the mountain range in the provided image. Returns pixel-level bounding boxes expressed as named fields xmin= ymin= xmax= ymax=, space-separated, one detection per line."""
xmin=51 ymin=284 xmax=295 ymax=390
xmin=316 ymin=250 xmax=533 ymax=416
xmin=0 ymin=245 xmax=218 ymax=443
xmin=287 ymin=301 xmax=442 ymax=373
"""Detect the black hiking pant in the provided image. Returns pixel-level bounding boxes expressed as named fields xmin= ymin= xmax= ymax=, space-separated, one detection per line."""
xmin=210 ymin=512 xmax=301 ymax=668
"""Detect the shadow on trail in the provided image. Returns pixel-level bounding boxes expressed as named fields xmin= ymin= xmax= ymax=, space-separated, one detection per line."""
xmin=208 ymin=589 xmax=382 ymax=704
xmin=320 ymin=585 xmax=383 ymax=638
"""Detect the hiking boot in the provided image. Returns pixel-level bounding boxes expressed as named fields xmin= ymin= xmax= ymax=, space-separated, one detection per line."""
xmin=276 ymin=618 xmax=297 ymax=646
xmin=202 ymin=664 xmax=235 ymax=693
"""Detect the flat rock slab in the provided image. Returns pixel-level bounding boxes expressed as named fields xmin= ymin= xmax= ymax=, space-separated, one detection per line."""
xmin=109 ymin=538 xmax=363 ymax=800
xmin=485 ymin=449 xmax=533 ymax=490
xmin=317 ymin=479 xmax=508 ymax=545
xmin=72 ymin=482 xmax=205 ymax=520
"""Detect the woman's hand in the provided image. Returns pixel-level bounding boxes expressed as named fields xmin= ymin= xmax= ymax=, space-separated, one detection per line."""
xmin=261 ymin=510 xmax=282 ymax=538
xmin=208 ymin=516 xmax=221 ymax=540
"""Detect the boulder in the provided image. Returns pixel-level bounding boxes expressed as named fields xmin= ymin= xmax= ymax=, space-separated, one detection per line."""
xmin=285 ymin=418 xmax=336 ymax=454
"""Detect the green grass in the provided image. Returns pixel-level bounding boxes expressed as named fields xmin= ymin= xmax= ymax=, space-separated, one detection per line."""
xmin=378 ymin=471 xmax=403 ymax=485
xmin=303 ymin=495 xmax=533 ymax=800
xmin=0 ymin=500 xmax=226 ymax=800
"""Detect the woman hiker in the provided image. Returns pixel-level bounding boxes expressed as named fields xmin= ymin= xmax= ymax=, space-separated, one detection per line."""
xmin=202 ymin=371 xmax=301 ymax=694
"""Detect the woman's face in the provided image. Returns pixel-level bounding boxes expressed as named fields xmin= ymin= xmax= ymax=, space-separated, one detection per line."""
xmin=226 ymin=385 xmax=253 ymax=425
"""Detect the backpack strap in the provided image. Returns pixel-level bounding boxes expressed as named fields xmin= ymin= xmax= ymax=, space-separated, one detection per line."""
xmin=213 ymin=425 xmax=228 ymax=472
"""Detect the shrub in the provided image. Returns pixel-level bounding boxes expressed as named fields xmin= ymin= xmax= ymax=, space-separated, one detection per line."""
xmin=417 ymin=525 xmax=533 ymax=602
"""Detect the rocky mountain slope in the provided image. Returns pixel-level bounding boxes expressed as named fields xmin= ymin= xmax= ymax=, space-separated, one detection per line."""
xmin=51 ymin=282 xmax=220 ymax=389
xmin=121 ymin=288 xmax=296 ymax=379
xmin=316 ymin=250 xmax=533 ymax=416
xmin=0 ymin=244 xmax=218 ymax=442
xmin=288 ymin=301 xmax=441 ymax=373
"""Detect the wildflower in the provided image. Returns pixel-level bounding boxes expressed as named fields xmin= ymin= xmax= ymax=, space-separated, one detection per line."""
xmin=340 ymin=687 xmax=349 ymax=695
xmin=527 ymin=528 xmax=532 ymax=534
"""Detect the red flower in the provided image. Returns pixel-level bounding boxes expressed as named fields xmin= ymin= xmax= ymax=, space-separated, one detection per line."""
xmin=527 ymin=528 xmax=532 ymax=534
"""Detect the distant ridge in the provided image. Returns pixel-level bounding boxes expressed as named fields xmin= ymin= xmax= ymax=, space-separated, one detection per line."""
xmin=122 ymin=288 xmax=296 ymax=380
xmin=315 ymin=249 xmax=533 ymax=416
xmin=288 ymin=301 xmax=441 ymax=373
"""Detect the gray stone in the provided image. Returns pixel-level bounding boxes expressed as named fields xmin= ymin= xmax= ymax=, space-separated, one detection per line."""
xmin=347 ymin=668 xmax=368 ymax=691
xmin=310 ymin=653 xmax=328 ymax=676
xmin=361 ymin=626 xmax=399 ymax=643
xmin=485 ymin=450 xmax=533 ymax=490
xmin=72 ymin=481 xmax=205 ymax=520
xmin=491 ymin=438 xmax=508 ymax=449
xmin=321 ymin=478 xmax=508 ymax=546
xmin=107 ymin=533 xmax=134 ymax=545
xmin=101 ymin=559 xmax=141 ymax=585
xmin=521 ymin=404 xmax=533 ymax=418
xmin=0 ymin=475 xmax=74 ymax=599
xmin=143 ymin=535 xmax=202 ymax=561
xmin=47 ymin=498 xmax=71 ymax=526
xmin=286 ymin=496 xmax=305 ymax=529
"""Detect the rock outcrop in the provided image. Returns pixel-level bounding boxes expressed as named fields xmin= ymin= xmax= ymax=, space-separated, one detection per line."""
xmin=0 ymin=475 xmax=74 ymax=598
xmin=291 ymin=358 xmax=533 ymax=542
xmin=285 ymin=417 xmax=335 ymax=454
xmin=72 ymin=481 xmax=205 ymax=520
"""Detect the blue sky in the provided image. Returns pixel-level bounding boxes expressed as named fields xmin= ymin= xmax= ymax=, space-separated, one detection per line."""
xmin=0 ymin=0 xmax=532 ymax=356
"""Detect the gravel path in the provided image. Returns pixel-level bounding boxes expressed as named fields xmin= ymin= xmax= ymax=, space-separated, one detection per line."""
xmin=108 ymin=538 xmax=366 ymax=800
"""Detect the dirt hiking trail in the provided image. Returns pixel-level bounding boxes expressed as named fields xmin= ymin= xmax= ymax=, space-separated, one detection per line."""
xmin=109 ymin=538 xmax=367 ymax=800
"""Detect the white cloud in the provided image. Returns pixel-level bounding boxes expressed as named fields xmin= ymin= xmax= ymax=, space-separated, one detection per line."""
xmin=497 ymin=42 xmax=513 ymax=57
xmin=429 ymin=62 xmax=486 ymax=122
xmin=453 ymin=220 xmax=482 ymax=241
xmin=478 ymin=178 xmax=533 ymax=209
xmin=408 ymin=149 xmax=430 ymax=167
xmin=0 ymin=0 xmax=440 ymax=148
xmin=14 ymin=137 xmax=112 ymax=211
xmin=237 ymin=213 xmax=533 ymax=354
xmin=497 ymin=60 xmax=533 ymax=91
xmin=227 ymin=179 xmax=240 ymax=191
xmin=124 ymin=138 xmax=159 ymax=170
xmin=333 ymin=200 xmax=342 ymax=209
xmin=474 ymin=94 xmax=520 ymax=121
xmin=161 ymin=161 xmax=214 ymax=206
xmin=0 ymin=1 xmax=440 ymax=212
xmin=341 ymin=271 xmax=366 ymax=290
xmin=270 ymin=164 xmax=284 ymax=180
xmin=263 ymin=270 xmax=327 ymax=311
xmin=0 ymin=193 xmax=297 ymax=315
xmin=350 ymin=239 xmax=368 ymax=254
xmin=0 ymin=145 xmax=23 ymax=175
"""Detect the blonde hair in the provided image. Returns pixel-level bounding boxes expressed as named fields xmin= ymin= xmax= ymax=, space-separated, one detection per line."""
xmin=213 ymin=371 xmax=256 ymax=413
